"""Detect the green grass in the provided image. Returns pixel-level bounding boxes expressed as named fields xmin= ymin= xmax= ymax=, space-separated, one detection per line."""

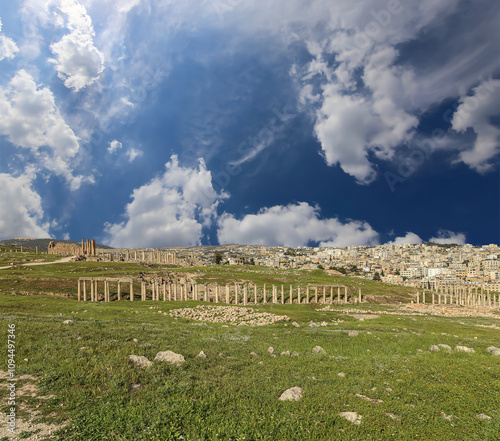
xmin=1 ymin=292 xmax=499 ymax=440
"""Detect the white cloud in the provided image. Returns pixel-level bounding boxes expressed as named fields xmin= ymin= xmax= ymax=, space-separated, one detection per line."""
xmin=429 ymin=230 xmax=466 ymax=246
xmin=107 ymin=139 xmax=122 ymax=153
xmin=386 ymin=232 xmax=423 ymax=245
xmin=46 ymin=0 xmax=105 ymax=91
xmin=217 ymin=202 xmax=380 ymax=247
xmin=103 ymin=155 xmax=228 ymax=247
xmin=0 ymin=69 xmax=91 ymax=189
xmin=452 ymin=79 xmax=500 ymax=173
xmin=0 ymin=173 xmax=51 ymax=240
xmin=126 ymin=148 xmax=142 ymax=163
xmin=0 ymin=18 xmax=19 ymax=60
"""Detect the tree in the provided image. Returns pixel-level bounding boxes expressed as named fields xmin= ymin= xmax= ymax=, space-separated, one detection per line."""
xmin=214 ymin=251 xmax=223 ymax=265
xmin=380 ymin=270 xmax=385 ymax=277
xmin=373 ymin=272 xmax=381 ymax=281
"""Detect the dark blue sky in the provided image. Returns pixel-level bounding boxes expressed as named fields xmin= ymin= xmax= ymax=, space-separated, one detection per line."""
xmin=0 ymin=0 xmax=499 ymax=247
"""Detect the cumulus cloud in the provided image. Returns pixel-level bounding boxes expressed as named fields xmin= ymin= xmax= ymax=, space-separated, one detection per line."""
xmin=108 ymin=139 xmax=122 ymax=153
xmin=386 ymin=232 xmax=423 ymax=245
xmin=452 ymin=79 xmax=500 ymax=173
xmin=126 ymin=148 xmax=142 ymax=163
xmin=48 ymin=0 xmax=105 ymax=91
xmin=429 ymin=230 xmax=466 ymax=246
xmin=0 ymin=173 xmax=51 ymax=240
xmin=0 ymin=18 xmax=19 ymax=60
xmin=104 ymin=155 xmax=228 ymax=248
xmin=0 ymin=69 xmax=91 ymax=189
xmin=217 ymin=202 xmax=380 ymax=247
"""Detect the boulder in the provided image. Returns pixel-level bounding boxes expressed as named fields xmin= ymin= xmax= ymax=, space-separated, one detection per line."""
xmin=339 ymin=411 xmax=362 ymax=425
xmin=154 ymin=350 xmax=185 ymax=366
xmin=312 ymin=346 xmax=326 ymax=355
xmin=128 ymin=355 xmax=152 ymax=369
xmin=278 ymin=386 xmax=303 ymax=402
xmin=454 ymin=345 xmax=475 ymax=354
xmin=486 ymin=346 xmax=500 ymax=356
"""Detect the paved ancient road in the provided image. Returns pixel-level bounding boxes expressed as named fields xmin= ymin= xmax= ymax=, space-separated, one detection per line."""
xmin=0 ymin=255 xmax=76 ymax=270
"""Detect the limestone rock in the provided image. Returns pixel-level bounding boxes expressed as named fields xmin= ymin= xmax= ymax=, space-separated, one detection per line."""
xmin=128 ymin=355 xmax=152 ymax=369
xmin=196 ymin=351 xmax=207 ymax=359
xmin=429 ymin=345 xmax=440 ymax=352
xmin=437 ymin=344 xmax=452 ymax=352
xmin=486 ymin=346 xmax=500 ymax=356
xmin=339 ymin=411 xmax=362 ymax=425
xmin=267 ymin=346 xmax=275 ymax=356
xmin=154 ymin=350 xmax=185 ymax=366
xmin=355 ymin=394 xmax=383 ymax=404
xmin=476 ymin=414 xmax=492 ymax=420
xmin=455 ymin=345 xmax=475 ymax=354
xmin=312 ymin=346 xmax=326 ymax=355
xmin=292 ymin=322 xmax=300 ymax=328
xmin=337 ymin=372 xmax=346 ymax=378
xmin=280 ymin=351 xmax=291 ymax=357
xmin=348 ymin=330 xmax=359 ymax=337
xmin=63 ymin=320 xmax=73 ymax=324
xmin=291 ymin=351 xmax=300 ymax=357
xmin=278 ymin=386 xmax=303 ymax=401
xmin=250 ymin=351 xmax=259 ymax=357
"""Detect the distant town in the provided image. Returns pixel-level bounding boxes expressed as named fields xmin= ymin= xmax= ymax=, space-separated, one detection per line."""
xmin=32 ymin=238 xmax=499 ymax=293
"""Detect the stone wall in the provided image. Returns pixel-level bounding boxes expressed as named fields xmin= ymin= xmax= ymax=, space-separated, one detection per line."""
xmin=47 ymin=241 xmax=81 ymax=255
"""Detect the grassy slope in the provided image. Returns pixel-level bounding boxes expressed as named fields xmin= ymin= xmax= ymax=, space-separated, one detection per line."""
xmin=0 ymin=293 xmax=499 ymax=441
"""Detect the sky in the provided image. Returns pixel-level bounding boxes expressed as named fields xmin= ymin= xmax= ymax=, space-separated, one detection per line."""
xmin=0 ymin=0 xmax=499 ymax=249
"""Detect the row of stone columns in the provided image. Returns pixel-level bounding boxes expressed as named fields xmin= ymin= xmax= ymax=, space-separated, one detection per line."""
xmin=78 ymin=279 xmax=356 ymax=304
xmin=415 ymin=289 xmax=499 ymax=308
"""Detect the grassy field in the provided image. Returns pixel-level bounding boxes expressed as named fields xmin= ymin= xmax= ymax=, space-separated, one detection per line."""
xmin=0 ymin=254 xmax=499 ymax=440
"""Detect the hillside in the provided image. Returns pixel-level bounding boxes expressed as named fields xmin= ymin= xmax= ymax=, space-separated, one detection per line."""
xmin=0 ymin=237 xmax=113 ymax=252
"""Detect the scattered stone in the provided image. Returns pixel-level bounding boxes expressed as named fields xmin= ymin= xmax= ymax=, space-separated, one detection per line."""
xmin=133 ymin=338 xmax=138 ymax=342
xmin=280 ymin=351 xmax=291 ymax=357
xmin=476 ymin=414 xmax=492 ymax=421
xmin=250 ymin=352 xmax=259 ymax=357
xmin=437 ymin=344 xmax=452 ymax=352
xmin=441 ymin=412 xmax=454 ymax=421
xmin=386 ymin=413 xmax=400 ymax=420
xmin=348 ymin=330 xmax=359 ymax=337
xmin=196 ymin=351 xmax=207 ymax=359
xmin=154 ymin=350 xmax=185 ymax=366
xmin=339 ymin=411 xmax=362 ymax=425
xmin=267 ymin=346 xmax=275 ymax=356
xmin=312 ymin=346 xmax=326 ymax=355
xmin=429 ymin=345 xmax=440 ymax=352
xmin=292 ymin=322 xmax=300 ymax=328
xmin=355 ymin=394 xmax=383 ymax=404
xmin=291 ymin=351 xmax=300 ymax=357
xmin=455 ymin=345 xmax=475 ymax=354
xmin=337 ymin=372 xmax=346 ymax=378
xmin=129 ymin=384 xmax=143 ymax=392
xmin=486 ymin=346 xmax=500 ymax=356
xmin=278 ymin=386 xmax=304 ymax=401
xmin=128 ymin=355 xmax=152 ymax=369
xmin=63 ymin=319 xmax=73 ymax=324
xmin=309 ymin=322 xmax=320 ymax=328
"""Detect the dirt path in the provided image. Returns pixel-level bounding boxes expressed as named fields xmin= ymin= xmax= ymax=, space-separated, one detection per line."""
xmin=0 ymin=256 xmax=76 ymax=270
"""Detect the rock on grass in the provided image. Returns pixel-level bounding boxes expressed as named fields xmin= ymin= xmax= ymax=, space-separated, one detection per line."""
xmin=128 ymin=355 xmax=152 ymax=368
xmin=339 ymin=412 xmax=362 ymax=425
xmin=312 ymin=346 xmax=326 ymax=355
xmin=454 ymin=345 xmax=475 ymax=353
xmin=154 ymin=350 xmax=185 ymax=366
xmin=278 ymin=386 xmax=303 ymax=401
xmin=429 ymin=345 xmax=440 ymax=352
xmin=486 ymin=346 xmax=500 ymax=356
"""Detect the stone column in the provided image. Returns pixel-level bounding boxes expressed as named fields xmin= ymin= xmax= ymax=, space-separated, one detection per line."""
xmin=78 ymin=280 xmax=81 ymax=301
xmin=290 ymin=285 xmax=293 ymax=304
xmin=344 ymin=287 xmax=348 ymax=304
xmin=330 ymin=286 xmax=333 ymax=304
xmin=163 ymin=283 xmax=166 ymax=301
xmin=130 ymin=281 xmax=134 ymax=301
xmin=168 ymin=283 xmax=172 ymax=301
xmin=416 ymin=291 xmax=420 ymax=304
xmin=226 ymin=284 xmax=230 ymax=304
xmin=215 ymin=283 xmax=219 ymax=303
xmin=83 ymin=280 xmax=87 ymax=302
xmin=243 ymin=284 xmax=248 ymax=305
xmin=91 ymin=279 xmax=95 ymax=302
xmin=272 ymin=285 xmax=277 ymax=304
xmin=337 ymin=287 xmax=341 ymax=303
xmin=117 ymin=281 xmax=121 ymax=301
xmin=235 ymin=284 xmax=239 ymax=305
xmin=432 ymin=291 xmax=435 ymax=305
xmin=205 ymin=283 xmax=209 ymax=302
xmin=314 ymin=287 xmax=318 ymax=303
xmin=263 ymin=284 xmax=266 ymax=304
xmin=358 ymin=288 xmax=362 ymax=303
xmin=281 ymin=285 xmax=284 ymax=304
xmin=297 ymin=286 xmax=301 ymax=304
xmin=305 ymin=287 xmax=309 ymax=304
xmin=323 ymin=287 xmax=326 ymax=304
